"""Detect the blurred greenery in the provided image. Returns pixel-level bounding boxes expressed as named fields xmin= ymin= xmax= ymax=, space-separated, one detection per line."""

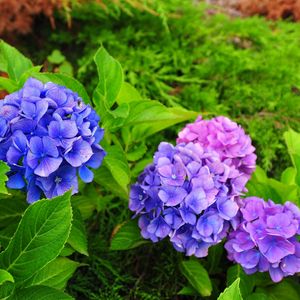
xmin=3 ymin=0 xmax=300 ymax=298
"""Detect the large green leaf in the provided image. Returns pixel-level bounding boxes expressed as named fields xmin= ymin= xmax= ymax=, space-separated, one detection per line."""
xmin=25 ymin=257 xmax=79 ymax=290
xmin=0 ymin=162 xmax=9 ymax=195
xmin=218 ymin=278 xmax=242 ymax=300
xmin=0 ymin=269 xmax=14 ymax=285
xmin=11 ymin=285 xmax=73 ymax=300
xmin=126 ymin=101 xmax=197 ymax=140
xmin=67 ymin=207 xmax=88 ymax=256
xmin=110 ymin=219 xmax=148 ymax=251
xmin=284 ymin=128 xmax=300 ymax=186
xmin=93 ymin=47 xmax=124 ymax=109
xmin=0 ymin=191 xmax=72 ymax=283
xmin=0 ymin=40 xmax=33 ymax=82
xmin=180 ymin=258 xmax=212 ymax=297
xmin=227 ymin=265 xmax=254 ymax=297
xmin=31 ymin=72 xmax=90 ymax=104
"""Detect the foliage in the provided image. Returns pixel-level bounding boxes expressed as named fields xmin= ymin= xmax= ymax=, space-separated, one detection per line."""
xmin=9 ymin=1 xmax=300 ymax=175
xmin=1 ymin=1 xmax=300 ymax=298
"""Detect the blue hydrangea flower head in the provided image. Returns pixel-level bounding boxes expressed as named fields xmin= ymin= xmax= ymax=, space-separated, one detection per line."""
xmin=0 ymin=78 xmax=106 ymax=203
xmin=225 ymin=197 xmax=300 ymax=282
xmin=129 ymin=141 xmax=242 ymax=257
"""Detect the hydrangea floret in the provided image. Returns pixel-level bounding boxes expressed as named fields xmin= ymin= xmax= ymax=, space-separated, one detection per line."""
xmin=0 ymin=78 xmax=105 ymax=203
xmin=129 ymin=141 xmax=243 ymax=257
xmin=225 ymin=197 xmax=300 ymax=282
xmin=177 ymin=116 xmax=256 ymax=192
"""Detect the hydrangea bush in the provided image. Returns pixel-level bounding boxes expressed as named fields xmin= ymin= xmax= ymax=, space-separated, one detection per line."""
xmin=0 ymin=78 xmax=105 ymax=203
xmin=225 ymin=197 xmax=300 ymax=282
xmin=0 ymin=41 xmax=300 ymax=299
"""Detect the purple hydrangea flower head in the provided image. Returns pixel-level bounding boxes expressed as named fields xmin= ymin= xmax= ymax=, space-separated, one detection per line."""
xmin=0 ymin=78 xmax=106 ymax=203
xmin=177 ymin=116 xmax=256 ymax=192
xmin=129 ymin=141 xmax=241 ymax=257
xmin=225 ymin=197 xmax=300 ymax=282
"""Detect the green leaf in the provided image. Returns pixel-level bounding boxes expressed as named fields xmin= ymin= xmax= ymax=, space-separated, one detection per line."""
xmin=11 ymin=285 xmax=73 ymax=300
xmin=257 ymin=280 xmax=300 ymax=300
xmin=284 ymin=128 xmax=300 ymax=186
xmin=246 ymin=166 xmax=299 ymax=205
xmin=0 ymin=197 xmax=28 ymax=228
xmin=60 ymin=244 xmax=75 ymax=257
xmin=0 ymin=191 xmax=72 ymax=284
xmin=110 ymin=219 xmax=148 ymax=250
xmin=117 ymin=82 xmax=142 ymax=105
xmin=93 ymin=165 xmax=128 ymax=199
xmin=218 ymin=278 xmax=243 ymax=300
xmin=0 ymin=223 xmax=18 ymax=250
xmin=102 ymin=145 xmax=130 ymax=196
xmin=67 ymin=207 xmax=88 ymax=256
xmin=246 ymin=167 xmax=282 ymax=202
xmin=227 ymin=265 xmax=254 ymax=297
xmin=0 ymin=269 xmax=14 ymax=285
xmin=245 ymin=292 xmax=268 ymax=300
xmin=281 ymin=167 xmax=297 ymax=185
xmin=0 ymin=40 xmax=33 ymax=82
xmin=0 ymin=162 xmax=9 ymax=195
xmin=0 ymin=77 xmax=18 ymax=93
xmin=180 ymin=258 xmax=212 ymax=297
xmin=177 ymin=285 xmax=198 ymax=296
xmin=47 ymin=50 xmax=66 ymax=65
xmin=31 ymin=72 xmax=90 ymax=105
xmin=93 ymin=47 xmax=124 ymax=109
xmin=126 ymin=101 xmax=198 ymax=140
xmin=25 ymin=257 xmax=79 ymax=290
xmin=0 ymin=282 xmax=14 ymax=299
xmin=126 ymin=143 xmax=147 ymax=161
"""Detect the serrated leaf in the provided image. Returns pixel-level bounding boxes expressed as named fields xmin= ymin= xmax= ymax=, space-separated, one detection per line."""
xmin=218 ymin=278 xmax=242 ymax=300
xmin=25 ymin=257 xmax=79 ymax=289
xmin=180 ymin=258 xmax=212 ymax=297
xmin=11 ymin=285 xmax=73 ymax=300
xmin=67 ymin=207 xmax=88 ymax=256
xmin=31 ymin=72 xmax=90 ymax=105
xmin=0 ymin=191 xmax=72 ymax=284
xmin=0 ymin=161 xmax=9 ymax=195
xmin=0 ymin=40 xmax=33 ymax=82
xmin=110 ymin=219 xmax=148 ymax=250
xmin=0 ymin=269 xmax=14 ymax=285
xmin=93 ymin=47 xmax=123 ymax=109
